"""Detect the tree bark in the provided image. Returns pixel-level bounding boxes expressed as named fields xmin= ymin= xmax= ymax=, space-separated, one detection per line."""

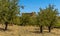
xmin=40 ymin=25 xmax=43 ymax=33
xmin=4 ymin=22 xmax=8 ymax=31
xmin=48 ymin=26 xmax=51 ymax=32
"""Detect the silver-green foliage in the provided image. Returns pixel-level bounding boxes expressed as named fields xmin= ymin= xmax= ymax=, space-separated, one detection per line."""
xmin=0 ymin=0 xmax=20 ymax=24
xmin=38 ymin=4 xmax=58 ymax=27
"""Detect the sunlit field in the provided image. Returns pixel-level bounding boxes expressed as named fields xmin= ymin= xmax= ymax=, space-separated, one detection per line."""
xmin=0 ymin=24 xmax=60 ymax=36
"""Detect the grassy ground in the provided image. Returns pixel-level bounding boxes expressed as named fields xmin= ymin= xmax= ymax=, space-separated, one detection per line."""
xmin=0 ymin=25 xmax=60 ymax=36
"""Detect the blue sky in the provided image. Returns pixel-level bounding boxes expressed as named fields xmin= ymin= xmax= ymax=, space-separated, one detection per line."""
xmin=19 ymin=0 xmax=60 ymax=13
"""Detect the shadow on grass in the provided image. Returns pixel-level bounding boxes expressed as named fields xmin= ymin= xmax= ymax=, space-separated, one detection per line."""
xmin=0 ymin=28 xmax=5 ymax=31
xmin=29 ymin=28 xmax=49 ymax=34
xmin=0 ymin=28 xmax=12 ymax=32
xmin=29 ymin=30 xmax=50 ymax=34
xmin=29 ymin=30 xmax=40 ymax=34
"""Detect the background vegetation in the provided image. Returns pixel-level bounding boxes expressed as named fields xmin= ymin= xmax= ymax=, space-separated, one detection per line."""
xmin=0 ymin=0 xmax=60 ymax=34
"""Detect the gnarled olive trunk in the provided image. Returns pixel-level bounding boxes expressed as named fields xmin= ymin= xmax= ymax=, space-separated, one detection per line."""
xmin=40 ymin=25 xmax=43 ymax=33
xmin=48 ymin=26 xmax=51 ymax=32
xmin=4 ymin=22 xmax=8 ymax=31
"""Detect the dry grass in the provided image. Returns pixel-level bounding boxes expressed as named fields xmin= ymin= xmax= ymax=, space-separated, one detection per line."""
xmin=0 ymin=25 xmax=60 ymax=36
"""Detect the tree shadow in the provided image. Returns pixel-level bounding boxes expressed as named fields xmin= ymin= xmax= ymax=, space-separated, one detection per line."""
xmin=0 ymin=28 xmax=12 ymax=32
xmin=29 ymin=28 xmax=40 ymax=34
xmin=0 ymin=28 xmax=5 ymax=31
xmin=54 ymin=27 xmax=60 ymax=29
xmin=29 ymin=30 xmax=50 ymax=34
xmin=29 ymin=28 xmax=49 ymax=34
xmin=43 ymin=30 xmax=49 ymax=33
xmin=30 ymin=28 xmax=41 ymax=34
xmin=29 ymin=30 xmax=40 ymax=34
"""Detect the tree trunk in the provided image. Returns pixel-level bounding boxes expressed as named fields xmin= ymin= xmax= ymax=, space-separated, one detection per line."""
xmin=48 ymin=26 xmax=51 ymax=32
xmin=40 ymin=25 xmax=43 ymax=33
xmin=4 ymin=22 xmax=8 ymax=31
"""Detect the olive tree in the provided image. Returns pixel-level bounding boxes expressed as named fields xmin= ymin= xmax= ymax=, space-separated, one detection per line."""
xmin=0 ymin=0 xmax=20 ymax=30
xmin=37 ymin=4 xmax=58 ymax=33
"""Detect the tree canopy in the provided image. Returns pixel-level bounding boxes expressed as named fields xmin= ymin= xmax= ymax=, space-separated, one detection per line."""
xmin=0 ymin=0 xmax=20 ymax=30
